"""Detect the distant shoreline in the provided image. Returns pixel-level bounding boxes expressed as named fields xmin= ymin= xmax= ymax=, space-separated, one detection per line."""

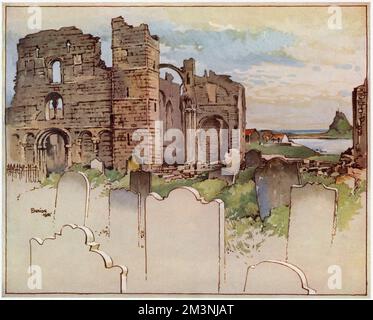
xmin=288 ymin=133 xmax=352 ymax=139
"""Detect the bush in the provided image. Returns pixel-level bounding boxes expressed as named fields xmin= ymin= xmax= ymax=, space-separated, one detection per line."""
xmin=105 ymin=169 xmax=124 ymax=183
xmin=264 ymin=205 xmax=290 ymax=238
xmin=219 ymin=180 xmax=259 ymax=219
xmin=331 ymin=181 xmax=366 ymax=231
xmin=236 ymin=167 xmax=256 ymax=184
xmin=111 ymin=174 xmax=130 ymax=190
xmin=191 ymin=178 xmax=227 ymax=202
xmin=225 ymin=216 xmax=267 ymax=258
xmin=40 ymin=172 xmax=61 ymax=189
xmin=301 ymin=171 xmax=335 ymax=186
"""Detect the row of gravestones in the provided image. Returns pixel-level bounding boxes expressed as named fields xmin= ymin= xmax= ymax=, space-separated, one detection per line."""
xmin=7 ymin=171 xmax=225 ymax=294
xmin=6 ymin=158 xmax=366 ymax=295
xmin=245 ymin=157 xmax=366 ymax=295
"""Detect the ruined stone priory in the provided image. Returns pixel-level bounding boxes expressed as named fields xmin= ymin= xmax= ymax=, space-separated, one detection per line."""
xmin=6 ymin=16 xmax=246 ymax=177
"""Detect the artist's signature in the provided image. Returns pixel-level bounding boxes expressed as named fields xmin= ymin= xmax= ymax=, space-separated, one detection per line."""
xmin=30 ymin=208 xmax=52 ymax=217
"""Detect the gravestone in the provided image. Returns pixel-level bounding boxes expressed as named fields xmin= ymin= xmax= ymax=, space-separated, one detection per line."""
xmin=85 ymin=185 xmax=110 ymax=241
xmin=6 ymin=184 xmax=55 ymax=293
xmin=286 ymin=183 xmax=337 ymax=293
xmin=90 ymin=158 xmax=104 ymax=172
xmin=145 ymin=187 xmax=225 ymax=293
xmin=244 ymin=260 xmax=315 ymax=294
xmin=30 ymin=224 xmax=127 ymax=293
xmin=245 ymin=149 xmax=262 ymax=168
xmin=54 ymin=171 xmax=90 ymax=229
xmin=130 ymin=170 xmax=151 ymax=197
xmin=129 ymin=170 xmax=151 ymax=248
xmin=100 ymin=189 xmax=147 ymax=292
xmin=221 ymin=148 xmax=240 ymax=177
xmin=255 ymin=158 xmax=300 ymax=220
xmin=208 ymin=170 xmax=234 ymax=185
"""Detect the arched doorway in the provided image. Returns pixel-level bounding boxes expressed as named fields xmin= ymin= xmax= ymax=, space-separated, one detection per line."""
xmin=36 ymin=129 xmax=70 ymax=175
xmin=198 ymin=116 xmax=229 ymax=165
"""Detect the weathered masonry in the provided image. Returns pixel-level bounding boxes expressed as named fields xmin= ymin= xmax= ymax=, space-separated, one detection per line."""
xmin=352 ymin=79 xmax=368 ymax=168
xmin=6 ymin=16 xmax=246 ymax=176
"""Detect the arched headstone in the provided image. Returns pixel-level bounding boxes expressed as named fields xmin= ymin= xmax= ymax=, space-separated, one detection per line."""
xmin=101 ymin=189 xmax=147 ymax=292
xmin=245 ymin=149 xmax=262 ymax=168
xmin=255 ymin=158 xmax=300 ymax=220
xmin=287 ymin=183 xmax=337 ymax=293
xmin=54 ymin=171 xmax=90 ymax=229
xmin=244 ymin=260 xmax=315 ymax=294
xmin=30 ymin=224 xmax=127 ymax=293
xmin=145 ymin=187 xmax=225 ymax=293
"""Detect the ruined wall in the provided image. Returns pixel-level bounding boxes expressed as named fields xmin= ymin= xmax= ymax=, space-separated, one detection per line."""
xmin=181 ymin=59 xmax=246 ymax=162
xmin=7 ymin=17 xmax=246 ymax=174
xmin=7 ymin=27 xmax=113 ymax=168
xmin=352 ymin=79 xmax=368 ymax=168
xmin=159 ymin=72 xmax=182 ymax=133
xmin=111 ymin=17 xmax=160 ymax=171
xmin=8 ymin=27 xmax=112 ymax=128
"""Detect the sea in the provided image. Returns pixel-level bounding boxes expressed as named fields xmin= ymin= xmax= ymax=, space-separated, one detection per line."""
xmin=276 ymin=129 xmax=352 ymax=154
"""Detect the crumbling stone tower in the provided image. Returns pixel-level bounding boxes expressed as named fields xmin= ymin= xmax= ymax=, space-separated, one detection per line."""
xmin=6 ymin=27 xmax=113 ymax=176
xmin=111 ymin=17 xmax=160 ymax=171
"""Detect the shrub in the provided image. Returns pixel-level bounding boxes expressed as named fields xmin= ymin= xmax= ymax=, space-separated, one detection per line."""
xmin=236 ymin=167 xmax=256 ymax=184
xmin=191 ymin=178 xmax=227 ymax=202
xmin=40 ymin=172 xmax=61 ymax=189
xmin=264 ymin=205 xmax=290 ymax=238
xmin=219 ymin=180 xmax=259 ymax=219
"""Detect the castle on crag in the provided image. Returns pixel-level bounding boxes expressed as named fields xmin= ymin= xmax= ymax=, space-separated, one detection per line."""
xmin=6 ymin=16 xmax=246 ymax=177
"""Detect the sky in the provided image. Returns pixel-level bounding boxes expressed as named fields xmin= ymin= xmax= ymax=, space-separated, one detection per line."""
xmin=5 ymin=5 xmax=367 ymax=129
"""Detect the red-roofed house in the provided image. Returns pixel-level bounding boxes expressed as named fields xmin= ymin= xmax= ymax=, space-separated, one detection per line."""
xmin=245 ymin=129 xmax=260 ymax=144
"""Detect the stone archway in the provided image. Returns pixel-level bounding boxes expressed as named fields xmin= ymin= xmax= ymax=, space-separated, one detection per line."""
xmin=198 ymin=115 xmax=229 ymax=165
xmin=36 ymin=128 xmax=71 ymax=175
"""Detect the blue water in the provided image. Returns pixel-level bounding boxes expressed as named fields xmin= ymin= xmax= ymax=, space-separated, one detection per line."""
xmin=275 ymin=129 xmax=328 ymax=134
xmin=292 ymin=138 xmax=352 ymax=154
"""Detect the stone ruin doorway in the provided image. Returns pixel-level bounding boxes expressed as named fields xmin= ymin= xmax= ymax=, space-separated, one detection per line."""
xmin=37 ymin=128 xmax=70 ymax=176
xmin=198 ymin=115 xmax=229 ymax=165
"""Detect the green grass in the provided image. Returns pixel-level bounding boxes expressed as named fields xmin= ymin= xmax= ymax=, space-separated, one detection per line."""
xmin=191 ymin=179 xmax=227 ymax=202
xmin=225 ymin=216 xmax=266 ymax=257
xmin=151 ymin=174 xmax=205 ymax=198
xmin=247 ymin=142 xmax=317 ymax=158
xmin=264 ymin=205 xmax=290 ymax=238
xmin=308 ymin=154 xmax=341 ymax=163
xmin=301 ymin=171 xmax=336 ymax=185
xmin=111 ymin=174 xmax=130 ymax=190
xmin=332 ymin=181 xmax=366 ymax=231
xmin=236 ymin=167 xmax=256 ymax=184
xmin=219 ymin=180 xmax=259 ymax=219
xmin=40 ymin=172 xmax=61 ymax=188
xmin=323 ymin=129 xmax=352 ymax=139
